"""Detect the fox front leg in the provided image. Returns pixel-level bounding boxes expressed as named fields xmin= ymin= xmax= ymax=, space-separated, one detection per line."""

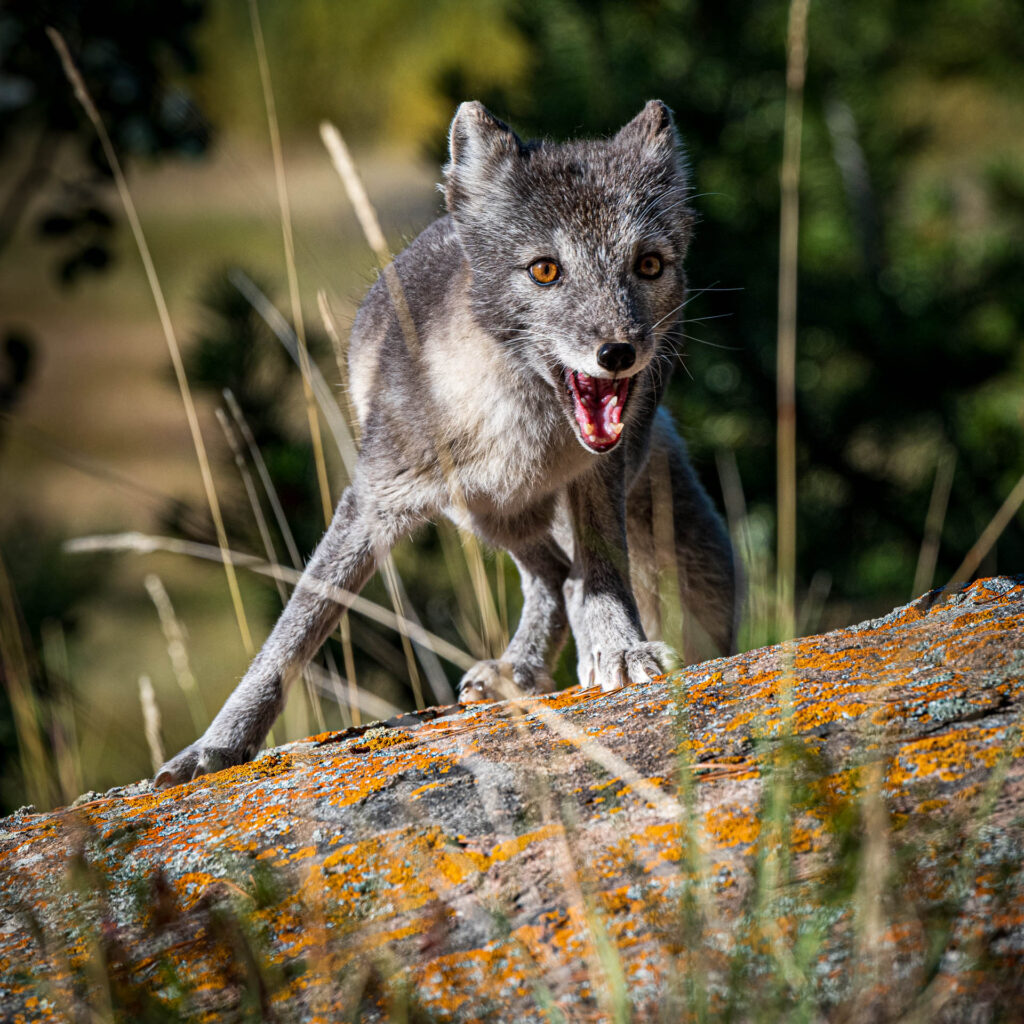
xmin=155 ymin=486 xmax=409 ymax=787
xmin=567 ymin=462 xmax=675 ymax=691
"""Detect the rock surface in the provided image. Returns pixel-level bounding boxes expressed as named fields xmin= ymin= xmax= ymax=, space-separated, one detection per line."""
xmin=2 ymin=577 xmax=1024 ymax=1022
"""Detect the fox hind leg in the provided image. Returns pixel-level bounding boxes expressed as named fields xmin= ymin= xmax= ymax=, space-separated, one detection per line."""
xmin=626 ymin=409 xmax=738 ymax=664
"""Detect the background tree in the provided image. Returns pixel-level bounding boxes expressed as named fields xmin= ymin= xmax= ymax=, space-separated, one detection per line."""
xmin=0 ymin=0 xmax=209 ymax=279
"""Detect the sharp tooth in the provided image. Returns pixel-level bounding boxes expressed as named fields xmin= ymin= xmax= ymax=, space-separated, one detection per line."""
xmin=611 ymin=422 xmax=623 ymax=436
xmin=606 ymin=395 xmax=618 ymax=410
xmin=583 ymin=422 xmax=596 ymax=437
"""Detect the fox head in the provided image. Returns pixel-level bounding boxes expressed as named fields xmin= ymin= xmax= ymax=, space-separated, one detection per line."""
xmin=443 ymin=100 xmax=694 ymax=453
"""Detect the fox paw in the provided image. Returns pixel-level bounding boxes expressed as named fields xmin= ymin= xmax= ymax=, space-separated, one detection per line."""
xmin=458 ymin=660 xmax=552 ymax=702
xmin=154 ymin=742 xmax=254 ymax=789
xmin=590 ymin=641 xmax=676 ymax=693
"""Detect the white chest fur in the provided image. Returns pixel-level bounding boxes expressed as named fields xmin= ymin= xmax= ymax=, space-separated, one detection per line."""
xmin=424 ymin=308 xmax=587 ymax=509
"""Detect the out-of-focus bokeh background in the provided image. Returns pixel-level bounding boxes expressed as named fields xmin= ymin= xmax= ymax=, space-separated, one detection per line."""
xmin=1 ymin=0 xmax=1022 ymax=811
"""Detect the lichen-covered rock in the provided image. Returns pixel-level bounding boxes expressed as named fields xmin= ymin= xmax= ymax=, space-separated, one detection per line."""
xmin=2 ymin=577 xmax=1024 ymax=1022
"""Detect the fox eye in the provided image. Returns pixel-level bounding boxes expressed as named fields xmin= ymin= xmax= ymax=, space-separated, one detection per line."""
xmin=636 ymin=253 xmax=663 ymax=279
xmin=528 ymin=259 xmax=560 ymax=286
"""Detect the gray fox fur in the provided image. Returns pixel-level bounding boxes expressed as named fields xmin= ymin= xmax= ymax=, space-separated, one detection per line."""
xmin=155 ymin=99 xmax=737 ymax=788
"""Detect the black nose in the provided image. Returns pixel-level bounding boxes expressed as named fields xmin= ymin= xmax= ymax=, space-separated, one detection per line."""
xmin=596 ymin=342 xmax=636 ymax=372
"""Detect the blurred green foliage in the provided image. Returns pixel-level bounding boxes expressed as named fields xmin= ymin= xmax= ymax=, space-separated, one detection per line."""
xmin=0 ymin=0 xmax=209 ymax=280
xmin=193 ymin=0 xmax=1024 ymax=609
xmin=473 ymin=0 xmax=1024 ymax=608
xmin=197 ymin=0 xmax=528 ymax=148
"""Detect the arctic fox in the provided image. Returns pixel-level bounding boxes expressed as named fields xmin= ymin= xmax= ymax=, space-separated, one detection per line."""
xmin=156 ymin=100 xmax=737 ymax=787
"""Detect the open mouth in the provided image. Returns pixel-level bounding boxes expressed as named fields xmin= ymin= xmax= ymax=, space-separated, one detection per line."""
xmin=564 ymin=369 xmax=631 ymax=452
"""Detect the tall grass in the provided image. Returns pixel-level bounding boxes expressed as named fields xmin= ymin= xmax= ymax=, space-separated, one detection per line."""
xmin=774 ymin=0 xmax=810 ymax=642
xmin=47 ymin=29 xmax=254 ymax=659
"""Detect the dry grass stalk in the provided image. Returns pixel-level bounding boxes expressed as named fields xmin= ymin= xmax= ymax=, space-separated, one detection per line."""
xmin=490 ymin=675 xmax=687 ymax=823
xmin=0 ymin=552 xmax=51 ymax=808
xmin=216 ymin=407 xmax=287 ymax=607
xmin=223 ymin=388 xmax=304 ymax=570
xmin=338 ymin=612 xmax=361 ymax=727
xmin=144 ymin=573 xmax=207 ymax=732
xmin=948 ymin=467 xmax=1024 ymax=587
xmin=47 ymin=28 xmax=254 ymax=657
xmin=775 ymin=0 xmax=811 ymax=640
xmin=913 ymin=446 xmax=956 ymax=596
xmin=247 ymin=0 xmax=333 ymax=527
xmin=216 ymin=407 xmax=326 ymax=733
xmin=379 ymin=559 xmax=426 ymax=710
xmin=67 ymin=531 xmax=476 ymax=672
xmin=137 ymin=674 xmax=165 ymax=775
xmin=40 ymin=620 xmax=82 ymax=805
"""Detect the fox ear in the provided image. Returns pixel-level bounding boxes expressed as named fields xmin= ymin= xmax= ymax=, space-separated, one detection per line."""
xmin=615 ymin=99 xmax=680 ymax=157
xmin=448 ymin=101 xmax=521 ymax=166
xmin=444 ymin=101 xmax=523 ymax=215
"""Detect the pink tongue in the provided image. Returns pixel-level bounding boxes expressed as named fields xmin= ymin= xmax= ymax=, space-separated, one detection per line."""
xmin=570 ymin=372 xmax=628 ymax=448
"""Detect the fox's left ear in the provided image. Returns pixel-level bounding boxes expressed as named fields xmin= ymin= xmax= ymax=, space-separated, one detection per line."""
xmin=615 ymin=100 xmax=682 ymax=162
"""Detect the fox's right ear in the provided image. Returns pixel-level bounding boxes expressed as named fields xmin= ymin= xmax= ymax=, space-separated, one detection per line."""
xmin=444 ymin=101 xmax=522 ymax=216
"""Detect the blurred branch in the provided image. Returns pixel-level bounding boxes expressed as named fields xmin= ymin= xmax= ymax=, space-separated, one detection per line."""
xmin=0 ymin=127 xmax=59 ymax=257
xmin=64 ymin=531 xmax=475 ymax=672
xmin=948 ymin=469 xmax=1024 ymax=589
xmin=137 ymin=675 xmax=165 ymax=777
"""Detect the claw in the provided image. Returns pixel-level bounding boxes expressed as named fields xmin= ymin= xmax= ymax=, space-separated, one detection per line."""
xmin=458 ymin=659 xmax=550 ymax=702
xmin=154 ymin=742 xmax=202 ymax=789
xmin=154 ymin=742 xmax=254 ymax=788
xmin=589 ymin=641 xmax=676 ymax=693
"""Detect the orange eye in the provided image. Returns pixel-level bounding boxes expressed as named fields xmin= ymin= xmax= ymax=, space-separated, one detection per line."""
xmin=636 ymin=253 xmax=663 ymax=279
xmin=528 ymin=259 xmax=560 ymax=285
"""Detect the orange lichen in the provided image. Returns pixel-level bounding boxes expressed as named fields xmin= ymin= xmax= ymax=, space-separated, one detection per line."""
xmin=704 ymin=806 xmax=761 ymax=848
xmin=351 ymin=728 xmax=412 ymax=753
xmin=887 ymin=725 xmax=1006 ymax=786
